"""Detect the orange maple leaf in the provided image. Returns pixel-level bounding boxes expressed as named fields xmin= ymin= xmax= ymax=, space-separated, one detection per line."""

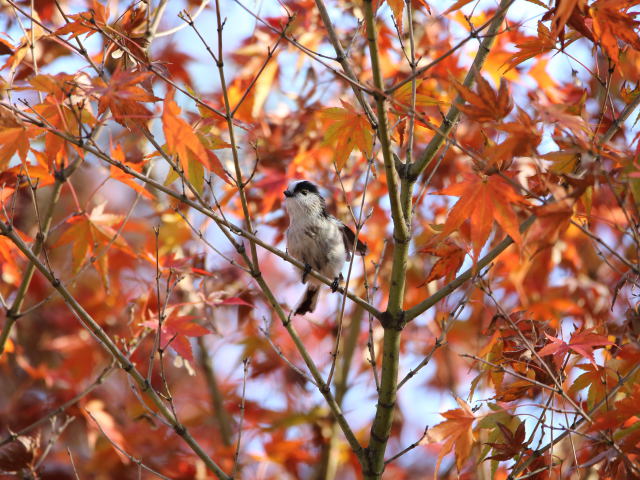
xmin=54 ymin=203 xmax=134 ymax=275
xmin=434 ymin=174 xmax=528 ymax=262
xmin=429 ymin=397 xmax=476 ymax=478
xmin=162 ymin=90 xmax=210 ymax=176
xmin=109 ymin=144 xmax=154 ymax=199
xmin=506 ymin=22 xmax=556 ymax=70
xmin=420 ymin=240 xmax=466 ymax=283
xmin=0 ymin=236 xmax=25 ymax=287
xmin=551 ymin=0 xmax=586 ymax=39
xmin=319 ymin=100 xmax=373 ymax=172
xmin=568 ymin=363 xmax=618 ymax=409
xmin=454 ymin=71 xmax=513 ymax=123
xmin=0 ymin=127 xmax=32 ymax=170
xmin=443 ymin=0 xmax=475 ymax=14
xmin=390 ymin=80 xmax=446 ymax=117
xmin=590 ymin=0 xmax=640 ymax=63
xmin=55 ymin=0 xmax=110 ymax=38
xmin=387 ymin=0 xmax=431 ymax=32
xmin=0 ymin=105 xmax=37 ymax=169
xmin=93 ymin=70 xmax=158 ymax=127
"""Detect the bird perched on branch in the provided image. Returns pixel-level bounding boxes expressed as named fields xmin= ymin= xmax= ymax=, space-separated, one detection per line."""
xmin=283 ymin=180 xmax=367 ymax=315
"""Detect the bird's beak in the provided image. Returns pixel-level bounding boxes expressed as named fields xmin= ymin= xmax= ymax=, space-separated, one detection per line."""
xmin=283 ymin=190 xmax=293 ymax=198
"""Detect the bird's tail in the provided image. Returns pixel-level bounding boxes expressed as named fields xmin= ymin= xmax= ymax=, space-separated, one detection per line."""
xmin=294 ymin=285 xmax=319 ymax=315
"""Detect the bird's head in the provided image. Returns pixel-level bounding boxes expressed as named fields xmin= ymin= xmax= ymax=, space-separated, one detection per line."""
xmin=283 ymin=180 xmax=327 ymax=218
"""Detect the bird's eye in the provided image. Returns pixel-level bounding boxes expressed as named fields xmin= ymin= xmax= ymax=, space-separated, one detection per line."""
xmin=301 ymin=190 xmax=307 ymax=195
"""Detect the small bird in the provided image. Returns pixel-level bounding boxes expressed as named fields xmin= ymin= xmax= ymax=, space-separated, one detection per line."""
xmin=283 ymin=180 xmax=367 ymax=315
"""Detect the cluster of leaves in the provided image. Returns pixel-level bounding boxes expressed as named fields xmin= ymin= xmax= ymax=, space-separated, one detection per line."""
xmin=0 ymin=0 xmax=639 ymax=478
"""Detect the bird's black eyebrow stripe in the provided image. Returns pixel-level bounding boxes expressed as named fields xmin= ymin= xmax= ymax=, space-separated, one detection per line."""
xmin=293 ymin=181 xmax=319 ymax=195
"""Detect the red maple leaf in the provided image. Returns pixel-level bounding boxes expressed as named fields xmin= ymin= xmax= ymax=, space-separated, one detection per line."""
xmin=434 ymin=174 xmax=529 ymax=262
xmin=538 ymin=329 xmax=613 ymax=367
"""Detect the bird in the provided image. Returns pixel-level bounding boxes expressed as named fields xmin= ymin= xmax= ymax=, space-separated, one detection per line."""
xmin=283 ymin=180 xmax=367 ymax=315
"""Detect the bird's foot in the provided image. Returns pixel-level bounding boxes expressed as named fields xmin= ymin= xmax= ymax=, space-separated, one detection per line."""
xmin=302 ymin=263 xmax=312 ymax=284
xmin=330 ymin=275 xmax=342 ymax=293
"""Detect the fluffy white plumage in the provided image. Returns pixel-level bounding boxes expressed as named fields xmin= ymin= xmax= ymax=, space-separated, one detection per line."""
xmin=283 ymin=180 xmax=366 ymax=315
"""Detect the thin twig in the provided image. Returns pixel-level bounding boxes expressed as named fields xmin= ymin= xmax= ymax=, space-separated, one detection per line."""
xmin=85 ymin=410 xmax=173 ymax=480
xmin=231 ymin=358 xmax=250 ymax=478
xmin=384 ymin=424 xmax=429 ymax=465
xmin=67 ymin=448 xmax=81 ymax=480
xmin=397 ymin=298 xmax=466 ymax=389
xmin=156 ymin=0 xmax=210 ymax=38
xmin=0 ymin=362 xmax=116 ymax=447
xmin=0 ymin=223 xmax=231 ymax=480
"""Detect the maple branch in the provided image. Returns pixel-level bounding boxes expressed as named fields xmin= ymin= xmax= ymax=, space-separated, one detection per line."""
xmin=67 ymin=448 xmax=80 ymax=480
xmin=405 ymin=215 xmax=536 ymax=321
xmin=0 ymin=223 xmax=232 ymax=480
xmin=384 ymin=424 xmax=429 ymax=465
xmin=33 ymin=416 xmax=74 ymax=471
xmin=0 ymin=158 xmax=82 ymax=356
xmin=364 ymin=241 xmax=387 ymax=392
xmin=229 ymin=34 xmax=286 ymax=118
xmin=146 ymin=0 xmax=169 ymax=41
xmin=600 ymin=82 xmax=640 ymax=145
xmin=211 ymin=0 xmax=261 ymax=274
xmin=396 ymin=297 xmax=465 ymax=390
xmin=259 ymin=320 xmax=317 ymax=385
xmin=461 ymin=354 xmax=563 ymax=394
xmin=231 ymin=358 xmax=249 ymax=478
xmin=155 ymin=0 xmax=209 ymax=38
xmin=362 ymin=0 xmax=408 ymax=244
xmin=571 ymin=219 xmax=640 ymax=274
xmin=313 ymin=0 xmax=377 ymax=127
xmin=86 ymin=410 xmax=173 ymax=480
xmin=0 ymin=101 xmax=382 ymax=318
xmin=409 ymin=0 xmax=512 ymax=179
xmin=404 ymin=0 xmax=417 ymax=166
xmin=361 ymin=1 xmax=412 ymax=475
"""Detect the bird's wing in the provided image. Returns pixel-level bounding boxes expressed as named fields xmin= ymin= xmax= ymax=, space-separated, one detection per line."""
xmin=341 ymin=223 xmax=367 ymax=261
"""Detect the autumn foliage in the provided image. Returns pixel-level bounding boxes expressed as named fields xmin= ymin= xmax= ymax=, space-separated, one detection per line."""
xmin=0 ymin=0 xmax=639 ymax=478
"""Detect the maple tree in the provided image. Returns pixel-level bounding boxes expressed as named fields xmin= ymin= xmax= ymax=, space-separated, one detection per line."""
xmin=0 ymin=0 xmax=639 ymax=478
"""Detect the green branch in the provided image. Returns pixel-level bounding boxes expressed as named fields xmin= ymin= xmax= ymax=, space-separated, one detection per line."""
xmin=405 ymin=215 xmax=536 ymax=321
xmin=314 ymin=0 xmax=378 ymax=127
xmin=362 ymin=0 xmax=408 ymax=243
xmin=360 ymin=2 xmax=412 ymax=477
